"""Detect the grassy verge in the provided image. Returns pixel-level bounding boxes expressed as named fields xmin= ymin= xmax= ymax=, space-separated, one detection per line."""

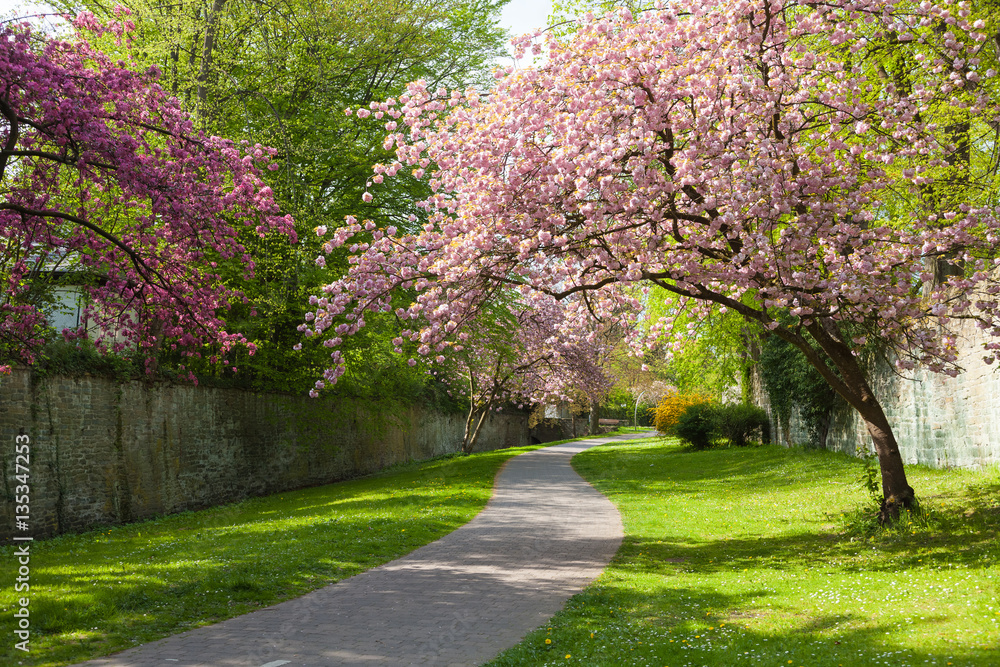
xmin=1 ymin=443 xmax=552 ymax=667
xmin=486 ymin=437 xmax=1000 ymax=667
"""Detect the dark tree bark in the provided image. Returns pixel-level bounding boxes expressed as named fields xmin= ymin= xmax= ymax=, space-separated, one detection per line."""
xmin=589 ymin=397 xmax=601 ymax=435
xmin=792 ymin=321 xmax=915 ymax=522
xmin=196 ymin=0 xmax=227 ymax=113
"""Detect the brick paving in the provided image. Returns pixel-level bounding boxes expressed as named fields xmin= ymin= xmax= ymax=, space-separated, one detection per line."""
xmin=76 ymin=433 xmax=646 ymax=667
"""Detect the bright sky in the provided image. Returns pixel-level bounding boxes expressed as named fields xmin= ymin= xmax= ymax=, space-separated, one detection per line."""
xmin=500 ymin=0 xmax=554 ymax=41
xmin=498 ymin=0 xmax=555 ymax=67
xmin=0 ymin=0 xmax=60 ymax=23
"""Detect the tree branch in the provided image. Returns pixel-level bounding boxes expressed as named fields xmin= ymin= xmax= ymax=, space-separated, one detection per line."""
xmin=0 ymin=202 xmax=166 ymax=286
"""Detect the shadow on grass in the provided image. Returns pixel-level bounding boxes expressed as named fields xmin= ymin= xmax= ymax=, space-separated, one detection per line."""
xmin=620 ymin=521 xmax=998 ymax=574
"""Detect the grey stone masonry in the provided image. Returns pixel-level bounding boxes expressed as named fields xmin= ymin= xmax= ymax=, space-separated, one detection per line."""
xmin=0 ymin=369 xmax=529 ymax=539
xmin=756 ymin=314 xmax=1000 ymax=468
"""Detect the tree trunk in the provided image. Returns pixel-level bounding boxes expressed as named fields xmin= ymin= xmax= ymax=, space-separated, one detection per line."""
xmin=462 ymin=404 xmax=491 ymax=454
xmin=853 ymin=396 xmax=916 ymax=523
xmin=462 ymin=404 xmax=477 ymax=454
xmin=795 ymin=321 xmax=916 ymax=522
xmin=781 ymin=415 xmax=792 ymax=447
xmin=589 ymin=397 xmax=600 ymax=435
xmin=814 ymin=412 xmax=831 ymax=451
xmin=196 ymin=0 xmax=227 ymax=113
xmin=921 ymin=253 xmax=965 ymax=299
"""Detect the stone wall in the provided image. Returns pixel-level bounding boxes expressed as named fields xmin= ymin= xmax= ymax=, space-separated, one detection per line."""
xmin=755 ymin=317 xmax=1000 ymax=469
xmin=0 ymin=369 xmax=529 ymax=539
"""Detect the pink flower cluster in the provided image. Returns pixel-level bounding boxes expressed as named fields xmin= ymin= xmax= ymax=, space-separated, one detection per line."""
xmin=304 ymin=0 xmax=1000 ymax=389
xmin=1 ymin=17 xmax=296 ymax=366
xmin=447 ymin=294 xmax=613 ymax=406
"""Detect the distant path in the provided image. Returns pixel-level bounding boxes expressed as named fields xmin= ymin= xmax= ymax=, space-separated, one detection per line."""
xmin=78 ymin=433 xmax=647 ymax=667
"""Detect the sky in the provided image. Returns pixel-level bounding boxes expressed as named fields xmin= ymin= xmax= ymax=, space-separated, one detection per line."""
xmin=501 ymin=0 xmax=555 ymax=42
xmin=0 ymin=0 xmax=55 ymax=19
xmin=499 ymin=0 xmax=555 ymax=66
xmin=0 ymin=0 xmax=44 ymax=13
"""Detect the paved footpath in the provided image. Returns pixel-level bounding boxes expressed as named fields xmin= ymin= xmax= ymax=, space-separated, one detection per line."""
xmin=77 ymin=433 xmax=646 ymax=667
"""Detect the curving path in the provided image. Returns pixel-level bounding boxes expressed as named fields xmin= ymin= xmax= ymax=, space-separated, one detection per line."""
xmin=77 ymin=433 xmax=645 ymax=667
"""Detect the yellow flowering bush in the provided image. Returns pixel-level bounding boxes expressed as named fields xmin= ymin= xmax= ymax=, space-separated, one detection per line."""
xmin=650 ymin=391 xmax=712 ymax=434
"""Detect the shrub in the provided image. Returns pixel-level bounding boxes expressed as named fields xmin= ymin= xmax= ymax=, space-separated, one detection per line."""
xmin=34 ymin=338 xmax=138 ymax=381
xmin=651 ymin=391 xmax=711 ymax=434
xmin=715 ymin=403 xmax=769 ymax=447
xmin=674 ymin=402 xmax=719 ymax=450
xmin=673 ymin=402 xmax=769 ymax=449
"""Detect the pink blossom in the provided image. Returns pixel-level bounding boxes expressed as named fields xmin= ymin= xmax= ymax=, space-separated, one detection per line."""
xmin=0 ymin=18 xmax=294 ymax=368
xmin=301 ymin=0 xmax=1000 ymax=411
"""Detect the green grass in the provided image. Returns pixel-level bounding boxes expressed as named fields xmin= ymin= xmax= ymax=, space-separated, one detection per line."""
xmin=1 ymin=443 xmax=552 ymax=667
xmin=486 ymin=437 xmax=1000 ymax=667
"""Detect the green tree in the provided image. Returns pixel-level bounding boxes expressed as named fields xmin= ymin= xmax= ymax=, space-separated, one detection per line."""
xmin=61 ymin=0 xmax=508 ymax=222
xmin=57 ymin=0 xmax=509 ymax=396
xmin=645 ymin=290 xmax=753 ymax=401
xmin=757 ymin=334 xmax=841 ymax=448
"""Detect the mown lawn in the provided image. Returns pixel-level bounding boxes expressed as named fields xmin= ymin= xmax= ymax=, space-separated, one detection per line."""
xmin=1 ymin=443 xmax=545 ymax=667
xmin=486 ymin=437 xmax=999 ymax=667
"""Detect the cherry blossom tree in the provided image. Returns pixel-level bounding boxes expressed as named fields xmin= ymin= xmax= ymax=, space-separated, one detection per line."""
xmin=431 ymin=294 xmax=612 ymax=453
xmin=0 ymin=12 xmax=296 ymax=369
xmin=306 ymin=0 xmax=1000 ymax=521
